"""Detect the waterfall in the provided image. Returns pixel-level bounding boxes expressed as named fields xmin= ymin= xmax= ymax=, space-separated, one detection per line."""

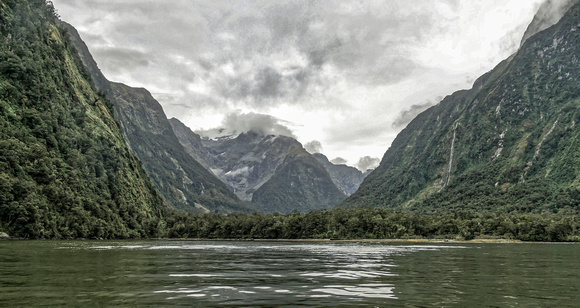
xmin=442 ymin=124 xmax=458 ymax=189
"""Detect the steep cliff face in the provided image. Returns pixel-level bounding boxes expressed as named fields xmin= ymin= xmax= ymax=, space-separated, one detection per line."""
xmin=110 ymin=83 xmax=248 ymax=213
xmin=342 ymin=1 xmax=580 ymax=213
xmin=168 ymin=118 xmax=213 ymax=171
xmin=0 ymin=0 xmax=163 ymax=238
xmin=62 ymin=20 xmax=247 ymax=214
xmin=252 ymin=148 xmax=347 ymax=213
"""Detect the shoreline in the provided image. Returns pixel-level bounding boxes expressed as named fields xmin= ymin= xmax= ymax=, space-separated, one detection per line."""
xmin=3 ymin=237 xmax=577 ymax=244
xmin=164 ymin=237 xmax=526 ymax=244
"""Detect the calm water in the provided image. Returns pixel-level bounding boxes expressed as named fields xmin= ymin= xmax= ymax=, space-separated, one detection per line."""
xmin=0 ymin=240 xmax=579 ymax=307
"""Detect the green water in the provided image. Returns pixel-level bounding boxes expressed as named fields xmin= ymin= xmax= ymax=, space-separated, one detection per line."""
xmin=0 ymin=240 xmax=578 ymax=307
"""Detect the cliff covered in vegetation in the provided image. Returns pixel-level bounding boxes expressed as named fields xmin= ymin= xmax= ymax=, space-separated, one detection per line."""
xmin=0 ymin=0 xmax=164 ymax=238
xmin=342 ymin=1 xmax=580 ymax=213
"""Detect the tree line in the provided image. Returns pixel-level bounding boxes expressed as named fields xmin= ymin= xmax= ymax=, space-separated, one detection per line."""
xmin=161 ymin=207 xmax=580 ymax=242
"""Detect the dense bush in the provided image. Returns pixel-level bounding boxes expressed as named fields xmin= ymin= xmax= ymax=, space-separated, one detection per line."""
xmin=162 ymin=208 xmax=580 ymax=242
xmin=0 ymin=0 xmax=163 ymax=238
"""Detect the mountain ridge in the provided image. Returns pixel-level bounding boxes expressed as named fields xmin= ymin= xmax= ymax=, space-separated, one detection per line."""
xmin=341 ymin=0 xmax=580 ymax=213
xmin=0 ymin=0 xmax=163 ymax=238
xmin=61 ymin=21 xmax=248 ymax=214
xmin=170 ymin=118 xmax=350 ymax=212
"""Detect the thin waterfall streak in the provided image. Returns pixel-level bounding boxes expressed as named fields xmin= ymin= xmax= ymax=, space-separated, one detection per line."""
xmin=443 ymin=124 xmax=457 ymax=189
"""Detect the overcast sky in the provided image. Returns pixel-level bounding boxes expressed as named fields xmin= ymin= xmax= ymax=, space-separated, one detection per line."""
xmin=52 ymin=0 xmax=544 ymax=170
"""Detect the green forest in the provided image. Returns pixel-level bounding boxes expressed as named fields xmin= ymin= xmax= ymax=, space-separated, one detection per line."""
xmin=0 ymin=0 xmax=163 ymax=239
xmin=161 ymin=207 xmax=580 ymax=242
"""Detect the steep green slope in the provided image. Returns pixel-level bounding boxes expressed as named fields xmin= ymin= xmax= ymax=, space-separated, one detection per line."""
xmin=342 ymin=1 xmax=580 ymax=213
xmin=61 ymin=21 xmax=247 ymax=214
xmin=0 ymin=0 xmax=163 ymax=238
xmin=252 ymin=148 xmax=346 ymax=213
xmin=111 ymin=83 xmax=248 ymax=213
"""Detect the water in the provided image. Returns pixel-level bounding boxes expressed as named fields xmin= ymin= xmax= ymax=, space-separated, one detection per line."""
xmin=1 ymin=240 xmax=579 ymax=307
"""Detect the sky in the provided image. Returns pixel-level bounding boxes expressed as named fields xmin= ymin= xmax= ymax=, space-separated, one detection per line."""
xmin=51 ymin=0 xmax=545 ymax=170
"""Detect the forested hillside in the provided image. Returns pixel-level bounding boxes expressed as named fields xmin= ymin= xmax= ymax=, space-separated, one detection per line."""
xmin=111 ymin=83 xmax=248 ymax=213
xmin=0 ymin=0 xmax=164 ymax=238
xmin=342 ymin=1 xmax=580 ymax=213
xmin=62 ymin=22 xmax=248 ymax=214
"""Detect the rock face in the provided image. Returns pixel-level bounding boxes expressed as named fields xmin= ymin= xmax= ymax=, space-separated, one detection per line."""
xmin=0 ymin=1 xmax=163 ymax=238
xmin=110 ymin=84 xmax=248 ymax=213
xmin=203 ymin=132 xmax=304 ymax=201
xmin=252 ymin=148 xmax=347 ymax=213
xmin=313 ymin=153 xmax=368 ymax=196
xmin=170 ymin=118 xmax=347 ymax=212
xmin=168 ymin=118 xmax=213 ymax=171
xmin=62 ymin=22 xmax=247 ymax=214
xmin=341 ymin=1 xmax=580 ymax=213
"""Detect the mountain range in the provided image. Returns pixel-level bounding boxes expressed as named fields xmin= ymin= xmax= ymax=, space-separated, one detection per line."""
xmin=170 ymin=120 xmax=362 ymax=212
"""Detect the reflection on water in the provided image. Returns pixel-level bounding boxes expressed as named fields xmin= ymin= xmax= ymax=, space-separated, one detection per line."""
xmin=1 ymin=240 xmax=579 ymax=307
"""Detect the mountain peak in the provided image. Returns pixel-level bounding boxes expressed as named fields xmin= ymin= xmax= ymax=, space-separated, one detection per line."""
xmin=520 ymin=0 xmax=576 ymax=46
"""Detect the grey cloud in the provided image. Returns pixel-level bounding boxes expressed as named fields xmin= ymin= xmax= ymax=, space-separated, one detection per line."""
xmin=92 ymin=48 xmax=150 ymax=73
xmin=191 ymin=0 xmax=435 ymax=105
xmin=304 ymin=140 xmax=323 ymax=154
xmin=331 ymin=157 xmax=347 ymax=165
xmin=214 ymin=65 xmax=314 ymax=107
xmin=219 ymin=112 xmax=295 ymax=138
xmin=392 ymin=101 xmax=435 ymax=129
xmin=256 ymin=67 xmax=283 ymax=98
xmin=356 ymin=156 xmax=380 ymax=171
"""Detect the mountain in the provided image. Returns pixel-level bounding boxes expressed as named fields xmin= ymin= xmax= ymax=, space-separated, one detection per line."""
xmin=520 ymin=0 xmax=576 ymax=46
xmin=0 ymin=0 xmax=163 ymax=238
xmin=313 ymin=153 xmax=368 ymax=196
xmin=61 ymin=23 xmax=247 ymax=214
xmin=171 ymin=119 xmax=300 ymax=201
xmin=168 ymin=118 xmax=214 ymax=171
xmin=170 ymin=119 xmax=347 ymax=212
xmin=252 ymin=148 xmax=347 ymax=213
xmin=110 ymin=83 xmax=248 ymax=213
xmin=341 ymin=1 xmax=580 ymax=213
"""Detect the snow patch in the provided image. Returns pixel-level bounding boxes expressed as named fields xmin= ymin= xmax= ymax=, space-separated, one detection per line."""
xmin=225 ymin=166 xmax=252 ymax=178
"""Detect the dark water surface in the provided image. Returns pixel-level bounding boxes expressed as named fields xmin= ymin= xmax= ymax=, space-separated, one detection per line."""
xmin=0 ymin=240 xmax=579 ymax=307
